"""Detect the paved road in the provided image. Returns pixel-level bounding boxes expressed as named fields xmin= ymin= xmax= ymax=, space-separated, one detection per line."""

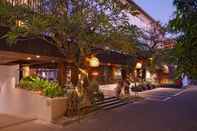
xmin=139 ymin=87 xmax=184 ymax=101
xmin=1 ymin=86 xmax=197 ymax=131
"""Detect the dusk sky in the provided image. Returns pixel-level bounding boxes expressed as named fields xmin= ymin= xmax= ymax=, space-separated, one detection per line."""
xmin=133 ymin=0 xmax=176 ymax=25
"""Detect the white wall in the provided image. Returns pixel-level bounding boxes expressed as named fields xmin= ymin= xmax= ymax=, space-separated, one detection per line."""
xmin=0 ymin=65 xmax=22 ymax=116
xmin=0 ymin=65 xmax=19 ymax=91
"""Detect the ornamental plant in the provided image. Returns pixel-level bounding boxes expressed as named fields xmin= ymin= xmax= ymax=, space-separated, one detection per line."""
xmin=19 ymin=76 xmax=64 ymax=98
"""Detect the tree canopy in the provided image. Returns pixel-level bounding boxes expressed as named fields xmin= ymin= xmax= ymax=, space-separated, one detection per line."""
xmin=169 ymin=0 xmax=197 ymax=78
xmin=0 ymin=0 xmax=140 ymax=65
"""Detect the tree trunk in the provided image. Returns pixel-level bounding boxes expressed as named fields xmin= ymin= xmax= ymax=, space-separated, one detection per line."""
xmin=58 ymin=62 xmax=66 ymax=86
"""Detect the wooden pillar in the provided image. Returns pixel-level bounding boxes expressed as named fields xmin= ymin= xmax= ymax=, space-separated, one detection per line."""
xmin=58 ymin=63 xmax=66 ymax=86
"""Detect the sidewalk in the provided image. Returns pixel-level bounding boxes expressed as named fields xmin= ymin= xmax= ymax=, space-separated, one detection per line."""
xmin=0 ymin=114 xmax=62 ymax=131
xmin=0 ymin=114 xmax=35 ymax=130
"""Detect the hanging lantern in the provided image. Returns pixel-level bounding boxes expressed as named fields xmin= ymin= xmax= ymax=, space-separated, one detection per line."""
xmin=136 ymin=62 xmax=142 ymax=69
xmin=89 ymin=56 xmax=100 ymax=67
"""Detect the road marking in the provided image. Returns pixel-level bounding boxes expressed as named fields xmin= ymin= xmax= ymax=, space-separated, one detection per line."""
xmin=145 ymin=97 xmax=164 ymax=102
xmin=162 ymin=97 xmax=172 ymax=102
xmin=173 ymin=90 xmax=185 ymax=96
xmin=140 ymin=88 xmax=188 ymax=103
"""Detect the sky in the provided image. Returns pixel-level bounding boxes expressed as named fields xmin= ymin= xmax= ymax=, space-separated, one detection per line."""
xmin=133 ymin=0 xmax=176 ymax=25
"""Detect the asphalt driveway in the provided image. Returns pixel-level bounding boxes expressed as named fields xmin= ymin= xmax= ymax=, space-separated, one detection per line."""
xmin=139 ymin=87 xmax=184 ymax=101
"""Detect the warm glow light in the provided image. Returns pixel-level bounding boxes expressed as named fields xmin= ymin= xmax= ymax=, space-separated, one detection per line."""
xmin=136 ymin=62 xmax=142 ymax=69
xmin=146 ymin=71 xmax=151 ymax=79
xmin=27 ymin=57 xmax=31 ymax=60
xmin=36 ymin=55 xmax=40 ymax=58
xmin=92 ymin=72 xmax=99 ymax=76
xmin=89 ymin=56 xmax=100 ymax=67
xmin=107 ymin=63 xmax=111 ymax=66
xmin=163 ymin=65 xmax=169 ymax=73
xmin=16 ymin=20 xmax=25 ymax=27
xmin=114 ymin=69 xmax=121 ymax=77
xmin=79 ymin=68 xmax=88 ymax=76
xmin=42 ymin=72 xmax=46 ymax=78
xmin=149 ymin=57 xmax=153 ymax=61
xmin=23 ymin=66 xmax=30 ymax=77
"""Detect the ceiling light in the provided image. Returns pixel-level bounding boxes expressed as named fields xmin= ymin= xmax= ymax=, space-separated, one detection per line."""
xmin=36 ymin=55 xmax=40 ymax=58
xmin=27 ymin=57 xmax=31 ymax=60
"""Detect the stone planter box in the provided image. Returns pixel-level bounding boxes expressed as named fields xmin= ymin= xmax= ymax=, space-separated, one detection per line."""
xmin=11 ymin=88 xmax=67 ymax=123
xmin=42 ymin=96 xmax=68 ymax=122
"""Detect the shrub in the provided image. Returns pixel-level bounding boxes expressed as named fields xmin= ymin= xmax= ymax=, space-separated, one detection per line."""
xmin=19 ymin=76 xmax=64 ymax=98
xmin=19 ymin=76 xmax=41 ymax=90
xmin=43 ymin=82 xmax=64 ymax=98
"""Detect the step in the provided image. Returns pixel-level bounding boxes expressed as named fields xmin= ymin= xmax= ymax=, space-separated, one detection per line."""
xmin=86 ymin=102 xmax=127 ymax=112
xmin=80 ymin=97 xmax=118 ymax=110
xmin=97 ymin=99 xmax=123 ymax=108
xmin=96 ymin=97 xmax=119 ymax=105
xmin=95 ymin=96 xmax=117 ymax=103
xmin=103 ymin=101 xmax=128 ymax=110
xmin=80 ymin=97 xmax=129 ymax=113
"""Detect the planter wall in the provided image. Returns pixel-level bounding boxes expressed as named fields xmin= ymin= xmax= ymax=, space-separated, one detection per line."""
xmin=17 ymin=88 xmax=68 ymax=122
xmin=1 ymin=86 xmax=67 ymax=123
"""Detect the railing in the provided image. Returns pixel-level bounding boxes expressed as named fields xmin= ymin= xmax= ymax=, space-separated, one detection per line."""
xmin=5 ymin=0 xmax=44 ymax=13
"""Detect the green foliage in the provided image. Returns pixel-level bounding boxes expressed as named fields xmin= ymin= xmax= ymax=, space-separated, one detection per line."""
xmin=146 ymin=49 xmax=176 ymax=73
xmin=19 ymin=76 xmax=64 ymax=98
xmin=43 ymin=82 xmax=64 ymax=98
xmin=0 ymin=1 xmax=37 ymax=44
xmin=169 ymin=0 xmax=197 ymax=79
xmin=1 ymin=0 xmax=139 ymax=65
xmin=20 ymin=76 xmax=42 ymax=90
